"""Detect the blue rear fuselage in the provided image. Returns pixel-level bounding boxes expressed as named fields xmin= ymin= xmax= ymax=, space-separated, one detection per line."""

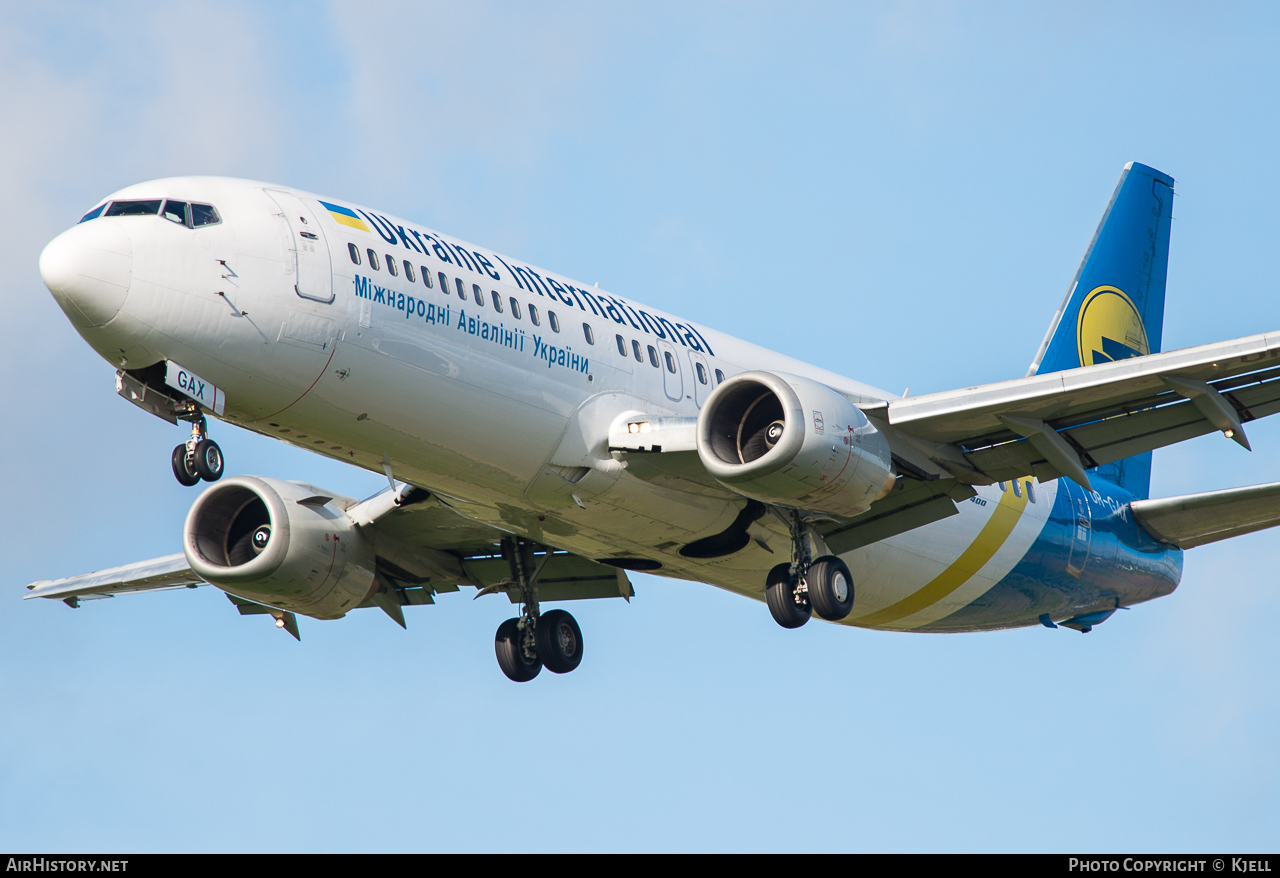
xmin=925 ymin=477 xmax=1182 ymax=632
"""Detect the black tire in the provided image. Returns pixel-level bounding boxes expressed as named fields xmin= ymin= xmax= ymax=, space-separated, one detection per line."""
xmin=171 ymin=444 xmax=200 ymax=486
xmin=808 ymin=555 xmax=855 ymax=621
xmin=536 ymin=609 xmax=583 ymax=674
xmin=193 ymin=439 xmax=224 ymax=482
xmin=764 ymin=562 xmax=809 ymax=629
xmin=495 ymin=618 xmax=541 ymax=682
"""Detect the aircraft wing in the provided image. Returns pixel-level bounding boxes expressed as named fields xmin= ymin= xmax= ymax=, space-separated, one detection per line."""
xmin=870 ymin=330 xmax=1280 ymax=489
xmin=25 ymin=553 xmax=203 ymax=605
xmin=1131 ymin=481 xmax=1280 ymax=549
xmin=24 ymin=485 xmax=632 ymax=615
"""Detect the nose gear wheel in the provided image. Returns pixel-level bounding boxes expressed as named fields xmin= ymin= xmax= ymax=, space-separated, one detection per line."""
xmin=170 ymin=407 xmax=223 ymax=486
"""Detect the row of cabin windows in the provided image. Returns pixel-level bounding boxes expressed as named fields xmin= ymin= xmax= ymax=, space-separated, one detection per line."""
xmin=613 ymin=333 xmax=725 ymax=385
xmin=349 ymin=243 xmax=597 ymax=345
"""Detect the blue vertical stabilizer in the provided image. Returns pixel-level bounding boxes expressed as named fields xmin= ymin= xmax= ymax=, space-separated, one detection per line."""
xmin=1027 ymin=162 xmax=1175 ymax=499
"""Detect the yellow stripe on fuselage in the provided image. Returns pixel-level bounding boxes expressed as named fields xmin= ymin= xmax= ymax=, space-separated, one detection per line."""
xmin=853 ymin=482 xmax=1030 ymax=628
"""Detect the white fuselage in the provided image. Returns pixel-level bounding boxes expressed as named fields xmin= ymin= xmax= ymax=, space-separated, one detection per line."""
xmin=46 ymin=176 xmax=1155 ymax=632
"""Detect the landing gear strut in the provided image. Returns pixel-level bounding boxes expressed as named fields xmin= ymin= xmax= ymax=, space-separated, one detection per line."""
xmin=170 ymin=407 xmax=223 ymax=486
xmin=493 ymin=537 xmax=584 ymax=682
xmin=764 ymin=511 xmax=854 ymax=628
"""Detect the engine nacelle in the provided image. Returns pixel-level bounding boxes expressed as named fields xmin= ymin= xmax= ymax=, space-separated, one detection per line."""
xmin=183 ymin=475 xmax=376 ymax=619
xmin=696 ymin=371 xmax=895 ymax=518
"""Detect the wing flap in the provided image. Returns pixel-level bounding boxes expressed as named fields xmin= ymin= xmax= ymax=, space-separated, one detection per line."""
xmin=461 ymin=552 xmax=633 ymax=602
xmin=820 ymin=478 xmax=977 ymax=554
xmin=1131 ymin=481 xmax=1280 ymax=549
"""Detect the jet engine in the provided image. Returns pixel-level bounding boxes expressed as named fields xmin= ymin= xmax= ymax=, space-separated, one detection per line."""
xmin=696 ymin=371 xmax=895 ymax=518
xmin=183 ymin=475 xmax=376 ymax=619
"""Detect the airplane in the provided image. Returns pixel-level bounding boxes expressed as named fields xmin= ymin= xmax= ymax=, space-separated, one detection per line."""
xmin=27 ymin=161 xmax=1280 ymax=682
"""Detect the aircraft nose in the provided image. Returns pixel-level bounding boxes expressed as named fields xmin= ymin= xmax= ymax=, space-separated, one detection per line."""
xmin=39 ymin=220 xmax=133 ymax=328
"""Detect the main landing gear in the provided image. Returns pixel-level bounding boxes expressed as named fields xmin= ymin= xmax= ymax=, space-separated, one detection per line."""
xmin=171 ymin=409 xmax=224 ymax=487
xmin=493 ymin=537 xmax=584 ymax=682
xmin=764 ymin=511 xmax=854 ymax=629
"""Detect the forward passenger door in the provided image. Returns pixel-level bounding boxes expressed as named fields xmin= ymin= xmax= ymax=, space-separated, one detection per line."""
xmin=266 ymin=189 xmax=334 ymax=304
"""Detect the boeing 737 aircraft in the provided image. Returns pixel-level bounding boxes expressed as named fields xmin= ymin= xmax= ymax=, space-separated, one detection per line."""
xmin=29 ymin=162 xmax=1280 ymax=681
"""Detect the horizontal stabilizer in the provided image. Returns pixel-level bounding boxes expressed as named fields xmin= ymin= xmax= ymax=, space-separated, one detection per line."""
xmin=1131 ymin=481 xmax=1280 ymax=549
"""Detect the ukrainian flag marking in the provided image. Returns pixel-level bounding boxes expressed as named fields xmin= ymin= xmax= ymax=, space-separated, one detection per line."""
xmin=318 ymin=200 xmax=370 ymax=232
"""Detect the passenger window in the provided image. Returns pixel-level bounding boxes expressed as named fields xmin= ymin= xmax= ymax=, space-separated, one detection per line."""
xmin=79 ymin=204 xmax=106 ymax=223
xmin=404 ymin=261 xmax=415 ymax=282
xmin=632 ymin=340 xmax=643 ymax=362
xmin=348 ymin=243 xmax=361 ymax=265
xmin=696 ymin=363 xmax=708 ymax=384
xmin=438 ymin=272 xmax=448 ymax=294
xmin=1026 ymin=481 xmax=1036 ymax=503
xmin=491 ymin=291 xmax=503 ymax=313
xmin=1012 ymin=479 xmax=1022 ymax=498
xmin=583 ymin=323 xmax=595 ymax=345
xmin=422 ymin=268 xmax=433 ymax=288
xmin=509 ymin=298 xmax=522 ymax=319
xmin=549 ymin=311 xmax=560 ymax=332
xmin=190 ymin=203 xmax=220 ymax=226
xmin=386 ymin=256 xmax=398 ymax=277
xmin=161 ymin=200 xmax=189 ymax=225
xmin=715 ymin=369 xmax=725 ymax=384
xmin=663 ymin=351 xmax=675 ymax=373
xmin=456 ymin=278 xmax=466 ymax=300
xmin=648 ymin=346 xmax=659 ymax=368
xmin=616 ymin=334 xmax=626 ymax=356
xmin=368 ymin=249 xmax=381 ymax=271
xmin=105 ymin=200 xmax=162 ymax=217
xmin=529 ymin=305 xmax=541 ymax=326
xmin=473 ymin=284 xmax=484 ymax=307
xmin=998 ymin=481 xmax=1007 ymax=492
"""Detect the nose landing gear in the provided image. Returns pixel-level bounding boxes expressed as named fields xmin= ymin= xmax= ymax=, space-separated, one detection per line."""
xmin=170 ymin=409 xmax=223 ymax=486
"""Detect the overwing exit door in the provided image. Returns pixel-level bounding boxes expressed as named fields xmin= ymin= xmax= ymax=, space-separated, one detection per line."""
xmin=266 ymin=189 xmax=334 ymax=303
xmin=657 ymin=340 xmax=684 ymax=403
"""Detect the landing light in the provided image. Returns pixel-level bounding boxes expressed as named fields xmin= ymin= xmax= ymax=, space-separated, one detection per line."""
xmin=275 ymin=618 xmax=285 ymax=628
xmin=1225 ymin=429 xmax=1235 ymax=438
xmin=627 ymin=421 xmax=653 ymax=434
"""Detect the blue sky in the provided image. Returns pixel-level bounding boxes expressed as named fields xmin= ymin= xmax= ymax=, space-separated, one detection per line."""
xmin=2 ymin=1 xmax=1278 ymax=852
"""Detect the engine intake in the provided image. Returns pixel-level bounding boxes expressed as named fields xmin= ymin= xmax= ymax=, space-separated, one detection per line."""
xmin=697 ymin=371 xmax=894 ymax=518
xmin=184 ymin=475 xmax=376 ymax=619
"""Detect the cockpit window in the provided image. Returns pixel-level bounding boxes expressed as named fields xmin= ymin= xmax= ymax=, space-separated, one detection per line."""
xmin=105 ymin=200 xmax=162 ymax=217
xmin=162 ymin=200 xmax=189 ymax=225
xmin=190 ymin=203 xmax=220 ymax=227
xmin=79 ymin=204 xmax=106 ymax=223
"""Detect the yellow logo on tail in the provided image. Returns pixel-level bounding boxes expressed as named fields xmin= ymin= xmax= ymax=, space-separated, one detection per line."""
xmin=1076 ymin=285 xmax=1149 ymax=367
